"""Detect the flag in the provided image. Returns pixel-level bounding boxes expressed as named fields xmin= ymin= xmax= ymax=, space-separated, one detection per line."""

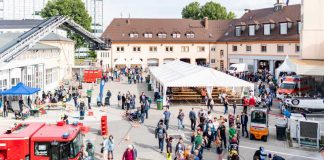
xmin=286 ymin=0 xmax=289 ymax=5
xmin=99 ymin=79 xmax=105 ymax=102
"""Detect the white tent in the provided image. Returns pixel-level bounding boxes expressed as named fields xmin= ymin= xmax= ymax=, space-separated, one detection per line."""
xmin=114 ymin=57 xmax=127 ymax=65
xmin=275 ymin=56 xmax=297 ymax=78
xmin=149 ymin=60 xmax=254 ymax=104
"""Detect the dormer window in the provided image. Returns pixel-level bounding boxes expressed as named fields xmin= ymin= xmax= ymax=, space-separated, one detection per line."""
xmin=130 ymin=32 xmax=139 ymax=38
xmin=263 ymin=24 xmax=271 ymax=35
xmin=280 ymin=22 xmax=288 ymax=35
xmin=186 ymin=32 xmax=195 ymax=38
xmin=172 ymin=33 xmax=181 ymax=38
xmin=249 ymin=25 xmax=255 ymax=36
xmin=235 ymin=26 xmax=242 ymax=36
xmin=158 ymin=33 xmax=167 ymax=38
xmin=144 ymin=33 xmax=153 ymax=38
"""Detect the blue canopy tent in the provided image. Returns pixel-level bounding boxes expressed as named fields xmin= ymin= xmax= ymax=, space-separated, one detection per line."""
xmin=0 ymin=82 xmax=41 ymax=95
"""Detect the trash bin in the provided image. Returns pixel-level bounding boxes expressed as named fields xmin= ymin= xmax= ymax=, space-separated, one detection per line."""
xmin=86 ymin=90 xmax=93 ymax=97
xmin=275 ymin=120 xmax=287 ymax=141
xmin=156 ymin=99 xmax=163 ymax=110
xmin=147 ymin=83 xmax=152 ymax=91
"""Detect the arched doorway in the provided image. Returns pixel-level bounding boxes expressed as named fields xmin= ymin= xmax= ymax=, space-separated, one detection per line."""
xmin=275 ymin=60 xmax=283 ymax=69
xmin=163 ymin=58 xmax=175 ymax=64
xmin=258 ymin=60 xmax=269 ymax=71
xmin=180 ymin=58 xmax=190 ymax=63
xmin=147 ymin=58 xmax=159 ymax=67
xmin=196 ymin=58 xmax=207 ymax=66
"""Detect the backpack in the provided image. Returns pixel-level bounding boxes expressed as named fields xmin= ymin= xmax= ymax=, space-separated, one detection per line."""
xmin=157 ymin=128 xmax=164 ymax=139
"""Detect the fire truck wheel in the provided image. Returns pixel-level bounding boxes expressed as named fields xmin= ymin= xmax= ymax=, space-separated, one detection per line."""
xmin=292 ymin=99 xmax=300 ymax=105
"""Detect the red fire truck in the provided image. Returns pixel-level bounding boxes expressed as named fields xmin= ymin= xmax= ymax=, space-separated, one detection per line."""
xmin=277 ymin=76 xmax=315 ymax=98
xmin=0 ymin=122 xmax=85 ymax=160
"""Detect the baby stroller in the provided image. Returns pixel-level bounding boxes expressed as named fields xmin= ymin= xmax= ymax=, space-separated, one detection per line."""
xmin=227 ymin=138 xmax=239 ymax=160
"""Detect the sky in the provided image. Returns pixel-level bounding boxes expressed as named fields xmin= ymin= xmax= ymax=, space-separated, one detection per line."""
xmin=102 ymin=0 xmax=301 ymax=29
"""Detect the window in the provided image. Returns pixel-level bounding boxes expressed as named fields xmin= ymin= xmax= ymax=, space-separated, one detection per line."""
xmin=11 ymin=78 xmax=20 ymax=86
xmin=263 ymin=24 xmax=271 ymax=35
xmin=186 ymin=32 xmax=195 ymax=38
xmin=211 ymin=47 xmax=216 ymax=52
xmin=280 ymin=23 xmax=288 ymax=35
xmin=220 ymin=60 xmax=224 ymax=71
xmin=172 ymin=33 xmax=181 ymax=38
xmin=165 ymin=46 xmax=173 ymax=52
xmin=232 ymin=45 xmax=238 ymax=52
xmin=235 ymin=26 xmax=241 ymax=36
xmin=297 ymin=21 xmax=302 ymax=34
xmin=295 ymin=44 xmax=300 ymax=52
xmin=246 ymin=45 xmax=252 ymax=52
xmin=133 ymin=46 xmax=141 ymax=52
xmin=149 ymin=46 xmax=157 ymax=52
xmin=46 ymin=69 xmax=52 ymax=85
xmin=130 ymin=33 xmax=139 ymax=38
xmin=35 ymin=142 xmax=50 ymax=156
xmin=144 ymin=33 xmax=153 ymax=38
xmin=197 ymin=46 xmax=205 ymax=52
xmin=249 ymin=25 xmax=255 ymax=36
xmin=211 ymin=59 xmax=216 ymax=64
xmin=220 ymin=50 xmax=224 ymax=57
xmin=277 ymin=45 xmax=284 ymax=52
xmin=181 ymin=46 xmax=189 ymax=52
xmin=261 ymin=45 xmax=267 ymax=52
xmin=158 ymin=33 xmax=167 ymax=38
xmin=116 ymin=46 xmax=124 ymax=52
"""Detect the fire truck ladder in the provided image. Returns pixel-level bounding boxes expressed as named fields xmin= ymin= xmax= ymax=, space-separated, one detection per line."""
xmin=0 ymin=16 xmax=107 ymax=63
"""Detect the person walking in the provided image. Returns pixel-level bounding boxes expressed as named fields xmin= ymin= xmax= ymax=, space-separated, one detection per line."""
xmin=106 ymin=90 xmax=112 ymax=106
xmin=189 ymin=108 xmax=197 ymax=131
xmin=163 ymin=107 xmax=171 ymax=130
xmin=103 ymin=135 xmax=114 ymax=160
xmin=233 ymin=101 xmax=237 ymax=115
xmin=3 ymin=101 xmax=8 ymax=117
xmin=144 ymin=99 xmax=150 ymax=119
xmin=121 ymin=94 xmax=126 ymax=110
xmin=242 ymin=96 xmax=248 ymax=114
xmin=18 ymin=96 xmax=24 ymax=113
xmin=175 ymin=138 xmax=185 ymax=156
xmin=166 ymin=137 xmax=173 ymax=160
xmin=117 ymin=92 xmax=121 ymax=107
xmin=140 ymin=104 xmax=146 ymax=124
xmin=177 ymin=109 xmax=185 ymax=130
xmin=223 ymin=96 xmax=229 ymax=115
xmin=155 ymin=124 xmax=167 ymax=153
xmin=241 ymin=112 xmax=249 ymax=138
xmin=218 ymin=121 xmax=227 ymax=149
xmin=122 ymin=145 xmax=134 ymax=160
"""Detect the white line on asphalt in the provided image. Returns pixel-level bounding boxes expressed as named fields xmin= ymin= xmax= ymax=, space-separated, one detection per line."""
xmin=239 ymin=145 xmax=318 ymax=160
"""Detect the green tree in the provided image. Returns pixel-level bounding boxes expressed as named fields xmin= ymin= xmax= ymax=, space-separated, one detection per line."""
xmin=40 ymin=0 xmax=92 ymax=48
xmin=181 ymin=2 xmax=201 ymax=20
xmin=181 ymin=1 xmax=236 ymax=20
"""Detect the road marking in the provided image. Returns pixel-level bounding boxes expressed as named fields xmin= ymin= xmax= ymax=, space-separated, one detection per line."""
xmin=239 ymin=145 xmax=318 ymax=160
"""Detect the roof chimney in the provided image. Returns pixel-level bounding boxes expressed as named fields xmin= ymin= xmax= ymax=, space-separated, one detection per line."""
xmin=126 ymin=13 xmax=131 ymax=25
xmin=203 ymin=17 xmax=208 ymax=29
xmin=274 ymin=0 xmax=285 ymax=11
xmin=244 ymin=9 xmax=251 ymax=13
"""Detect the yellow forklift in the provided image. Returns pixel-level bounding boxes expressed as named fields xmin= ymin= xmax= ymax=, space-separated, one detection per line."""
xmin=250 ymin=108 xmax=269 ymax=142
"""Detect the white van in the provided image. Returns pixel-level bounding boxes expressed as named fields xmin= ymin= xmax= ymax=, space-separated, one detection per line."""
xmin=228 ymin=63 xmax=249 ymax=74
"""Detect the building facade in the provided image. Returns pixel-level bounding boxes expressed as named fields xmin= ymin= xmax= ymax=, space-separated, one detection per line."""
xmin=102 ymin=18 xmax=231 ymax=69
xmin=102 ymin=3 xmax=301 ymax=74
xmin=0 ymin=33 xmax=75 ymax=92
xmin=0 ymin=0 xmax=103 ymax=37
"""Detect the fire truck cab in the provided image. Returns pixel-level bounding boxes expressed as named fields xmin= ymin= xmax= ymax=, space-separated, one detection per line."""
xmin=0 ymin=122 xmax=84 ymax=160
xmin=277 ymin=76 xmax=315 ymax=99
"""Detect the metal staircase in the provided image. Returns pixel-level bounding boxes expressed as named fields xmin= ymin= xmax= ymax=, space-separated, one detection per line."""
xmin=0 ymin=16 xmax=108 ymax=63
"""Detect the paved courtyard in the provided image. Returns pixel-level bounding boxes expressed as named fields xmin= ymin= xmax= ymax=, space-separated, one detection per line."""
xmin=0 ymin=76 xmax=321 ymax=160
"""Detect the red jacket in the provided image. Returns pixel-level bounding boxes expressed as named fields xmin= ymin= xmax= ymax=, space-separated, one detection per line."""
xmin=122 ymin=149 xmax=134 ymax=160
xmin=249 ymin=97 xmax=256 ymax=106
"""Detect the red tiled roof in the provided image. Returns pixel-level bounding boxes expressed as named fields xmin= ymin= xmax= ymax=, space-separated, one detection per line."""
xmin=102 ymin=18 xmax=231 ymax=43
xmin=219 ymin=4 xmax=301 ymax=42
